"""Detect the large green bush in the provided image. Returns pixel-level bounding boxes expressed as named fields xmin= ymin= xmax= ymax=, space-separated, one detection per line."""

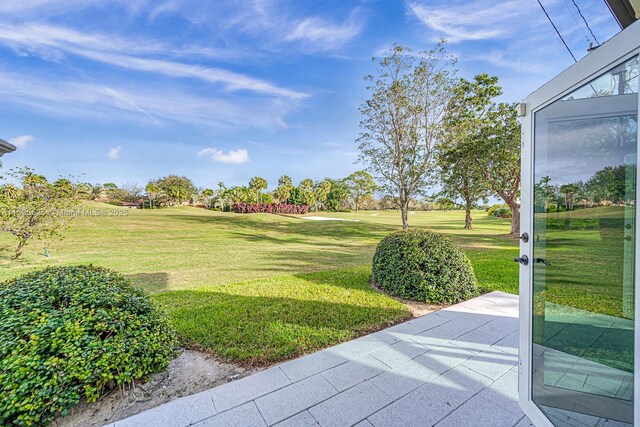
xmin=486 ymin=203 xmax=511 ymax=218
xmin=372 ymin=230 xmax=478 ymax=304
xmin=0 ymin=266 xmax=177 ymax=426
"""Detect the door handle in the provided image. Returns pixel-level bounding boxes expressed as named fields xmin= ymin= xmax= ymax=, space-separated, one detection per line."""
xmin=536 ymin=258 xmax=551 ymax=266
xmin=514 ymin=255 xmax=529 ymax=266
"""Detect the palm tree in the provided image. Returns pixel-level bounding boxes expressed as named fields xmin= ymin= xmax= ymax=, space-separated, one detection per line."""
xmin=229 ymin=186 xmax=250 ymax=204
xmin=89 ymin=183 xmax=103 ymax=200
xmin=22 ymin=171 xmax=47 ymax=201
xmin=249 ymin=176 xmax=268 ymax=203
xmin=214 ymin=192 xmax=231 ymax=211
xmin=190 ymin=190 xmax=203 ymax=207
xmin=299 ymin=178 xmax=313 ymax=191
xmin=313 ymin=180 xmax=332 ymax=211
xmin=0 ymin=184 xmax=21 ymax=199
xmin=168 ymin=186 xmax=187 ymax=205
xmin=274 ymin=175 xmax=293 ymax=202
xmin=75 ymin=183 xmax=93 ymax=200
xmin=201 ymin=189 xmax=215 ymax=208
xmin=559 ymin=183 xmax=580 ymax=211
xmin=146 ymin=182 xmax=163 ymax=209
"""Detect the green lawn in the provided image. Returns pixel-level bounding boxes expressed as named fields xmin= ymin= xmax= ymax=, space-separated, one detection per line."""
xmin=0 ymin=204 xmax=518 ymax=366
xmin=534 ymin=206 xmax=634 ymax=318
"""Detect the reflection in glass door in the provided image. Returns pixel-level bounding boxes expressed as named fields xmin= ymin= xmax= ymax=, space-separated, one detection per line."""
xmin=532 ymin=56 xmax=639 ymax=426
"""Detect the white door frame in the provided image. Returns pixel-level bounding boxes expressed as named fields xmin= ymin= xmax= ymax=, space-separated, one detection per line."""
xmin=519 ymin=20 xmax=640 ymax=426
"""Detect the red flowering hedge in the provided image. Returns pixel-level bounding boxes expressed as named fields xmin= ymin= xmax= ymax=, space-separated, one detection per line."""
xmin=232 ymin=203 xmax=309 ymax=214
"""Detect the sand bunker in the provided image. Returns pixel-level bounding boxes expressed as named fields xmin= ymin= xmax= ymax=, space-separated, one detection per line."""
xmin=301 ymin=216 xmax=359 ymax=222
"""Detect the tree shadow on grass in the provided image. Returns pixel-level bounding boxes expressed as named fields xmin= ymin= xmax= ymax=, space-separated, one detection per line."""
xmin=155 ymin=290 xmax=410 ymax=367
xmin=153 ymin=268 xmax=411 ymax=366
xmin=165 ymin=213 xmax=399 ymax=242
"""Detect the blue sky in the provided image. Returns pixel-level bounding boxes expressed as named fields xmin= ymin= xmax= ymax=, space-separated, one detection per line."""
xmin=0 ymin=0 xmax=621 ymax=190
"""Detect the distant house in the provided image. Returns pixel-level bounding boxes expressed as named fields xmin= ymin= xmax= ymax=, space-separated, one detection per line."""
xmin=0 ymin=138 xmax=16 ymax=157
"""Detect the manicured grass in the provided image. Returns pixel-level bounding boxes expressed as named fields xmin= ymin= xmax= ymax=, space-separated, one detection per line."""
xmin=155 ymin=268 xmax=411 ymax=366
xmin=534 ymin=206 xmax=632 ymax=318
xmin=0 ymin=203 xmax=518 ymax=365
xmin=0 ymin=204 xmax=519 ymax=293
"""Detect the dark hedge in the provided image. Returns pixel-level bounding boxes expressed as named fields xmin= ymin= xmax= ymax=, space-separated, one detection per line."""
xmin=0 ymin=265 xmax=177 ymax=426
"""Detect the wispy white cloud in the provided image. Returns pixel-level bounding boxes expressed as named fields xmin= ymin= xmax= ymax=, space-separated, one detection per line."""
xmin=0 ymin=23 xmax=307 ymax=100
xmin=0 ymin=0 xmax=149 ymax=17
xmin=285 ymin=12 xmax=363 ymax=51
xmin=8 ymin=135 xmax=34 ymax=148
xmin=463 ymin=50 xmax=556 ymax=76
xmin=408 ymin=0 xmax=535 ymax=43
xmin=169 ymin=1 xmax=366 ymax=53
xmin=85 ymin=51 xmax=307 ymax=99
xmin=0 ymin=22 xmax=248 ymax=61
xmin=107 ymin=146 xmax=122 ymax=160
xmin=198 ymin=148 xmax=250 ymax=164
xmin=0 ymin=71 xmax=298 ymax=129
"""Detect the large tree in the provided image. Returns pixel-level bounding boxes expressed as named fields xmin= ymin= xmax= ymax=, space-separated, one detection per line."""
xmin=324 ymin=178 xmax=350 ymax=212
xmin=588 ymin=165 xmax=628 ymax=204
xmin=0 ymin=168 xmax=80 ymax=258
xmin=101 ymin=182 xmax=119 ymax=201
xmin=345 ymin=171 xmax=377 ymax=213
xmin=474 ymin=103 xmax=522 ymax=235
xmin=356 ymin=43 xmax=456 ymax=229
xmin=438 ymin=74 xmax=501 ymax=229
xmin=121 ymin=183 xmax=143 ymax=203
xmin=154 ymin=175 xmax=196 ymax=206
xmin=438 ymin=146 xmax=488 ymax=229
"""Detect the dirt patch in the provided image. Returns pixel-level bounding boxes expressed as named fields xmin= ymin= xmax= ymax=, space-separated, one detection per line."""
xmin=370 ymin=281 xmax=445 ymax=317
xmin=55 ymin=349 xmax=255 ymax=427
xmin=397 ymin=297 xmax=443 ymax=317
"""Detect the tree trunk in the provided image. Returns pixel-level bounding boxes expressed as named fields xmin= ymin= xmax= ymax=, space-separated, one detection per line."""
xmin=464 ymin=199 xmax=473 ymax=230
xmin=508 ymin=202 xmax=520 ymax=236
xmin=15 ymin=239 xmax=26 ymax=259
xmin=401 ymin=204 xmax=409 ymax=230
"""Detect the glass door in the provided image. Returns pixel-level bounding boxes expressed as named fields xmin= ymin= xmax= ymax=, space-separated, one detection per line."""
xmin=532 ymin=56 xmax=639 ymax=426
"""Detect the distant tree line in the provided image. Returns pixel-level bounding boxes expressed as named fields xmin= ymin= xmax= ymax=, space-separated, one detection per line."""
xmin=83 ymin=171 xmax=378 ymax=213
xmin=534 ymin=164 xmax=635 ymax=213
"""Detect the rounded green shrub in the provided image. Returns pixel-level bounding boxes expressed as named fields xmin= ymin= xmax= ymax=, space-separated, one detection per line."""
xmin=372 ymin=230 xmax=478 ymax=304
xmin=492 ymin=207 xmax=512 ymax=218
xmin=0 ymin=265 xmax=178 ymax=426
xmin=486 ymin=203 xmax=509 ymax=217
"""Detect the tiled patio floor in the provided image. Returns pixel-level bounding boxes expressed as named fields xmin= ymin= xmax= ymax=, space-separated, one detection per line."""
xmin=106 ymin=291 xmax=532 ymax=427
